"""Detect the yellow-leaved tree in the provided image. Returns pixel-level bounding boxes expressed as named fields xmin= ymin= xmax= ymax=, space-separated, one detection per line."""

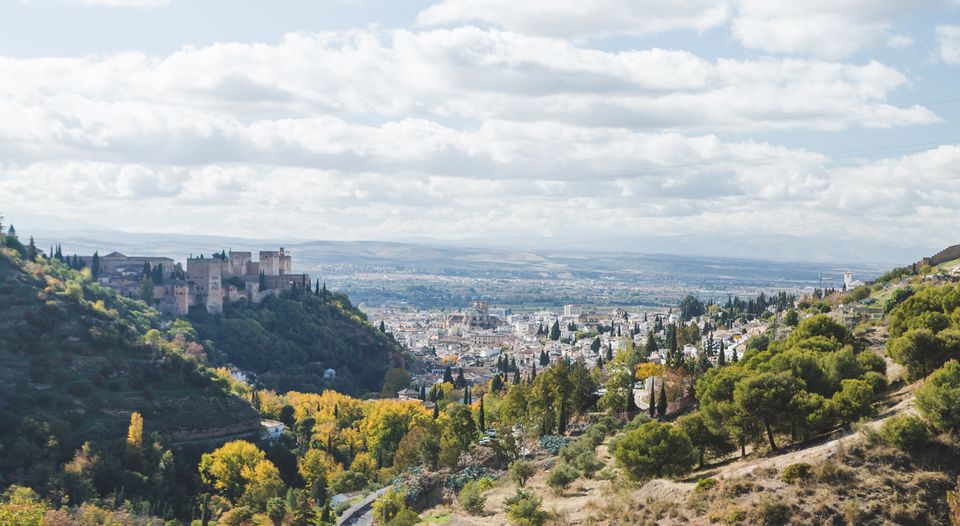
xmin=199 ymin=440 xmax=284 ymax=511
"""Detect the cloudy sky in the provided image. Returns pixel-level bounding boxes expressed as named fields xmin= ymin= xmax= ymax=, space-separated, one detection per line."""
xmin=1 ymin=0 xmax=959 ymax=260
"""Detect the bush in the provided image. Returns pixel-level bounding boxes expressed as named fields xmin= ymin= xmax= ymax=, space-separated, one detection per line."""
xmin=694 ymin=477 xmax=718 ymax=493
xmin=505 ymin=490 xmax=549 ymax=526
xmin=458 ymin=480 xmax=487 ymax=515
xmin=545 ymin=463 xmax=579 ymax=493
xmin=916 ymin=360 xmax=960 ymax=435
xmin=538 ymin=435 xmax=569 ymax=455
xmin=613 ymin=421 xmax=696 ymax=480
xmin=509 ymin=460 xmax=534 ymax=488
xmin=574 ymin=451 xmax=604 ymax=478
xmin=781 ymin=463 xmax=812 ymax=484
xmin=331 ymin=470 xmax=368 ymax=494
xmin=747 ymin=495 xmax=791 ymax=526
xmin=880 ymin=415 xmax=930 ymax=451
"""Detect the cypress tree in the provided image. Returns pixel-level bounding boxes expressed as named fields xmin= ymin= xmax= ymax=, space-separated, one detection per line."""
xmin=433 ymin=403 xmax=439 ymax=419
xmin=27 ymin=237 xmax=38 ymax=261
xmin=530 ymin=363 xmax=537 ymax=383
xmin=718 ymin=341 xmax=726 ymax=366
xmin=648 ymin=379 xmax=656 ymax=418
xmin=549 ymin=320 xmax=561 ymax=340
xmin=258 ymin=270 xmax=266 ymax=292
xmin=478 ymin=395 xmax=485 ymax=432
xmin=491 ymin=374 xmax=504 ymax=392
xmin=657 ymin=383 xmax=667 ymax=417
xmin=558 ymin=397 xmax=567 ymax=434
xmin=510 ymin=356 xmax=517 ymax=372
xmin=596 ymin=355 xmax=604 ymax=369
xmin=456 ymin=368 xmax=466 ymax=388
xmin=463 ymin=386 xmax=470 ymax=405
xmin=731 ymin=348 xmax=738 ymax=363
xmin=513 ymin=369 xmax=520 ymax=384
xmin=315 ymin=279 xmax=320 ymax=296
xmin=606 ymin=342 xmax=613 ymax=361
xmin=443 ymin=366 xmax=453 ymax=384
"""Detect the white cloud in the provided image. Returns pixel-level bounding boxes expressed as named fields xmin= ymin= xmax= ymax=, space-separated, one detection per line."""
xmin=3 ymin=144 xmax=958 ymax=246
xmin=416 ymin=0 xmax=957 ymax=59
xmin=0 ymin=27 xmax=936 ymax=168
xmin=729 ymin=0 xmax=946 ymax=59
xmin=886 ymin=34 xmax=914 ymax=49
xmin=416 ymin=0 xmax=730 ymax=39
xmin=938 ymin=25 xmax=960 ymax=64
xmin=69 ymin=0 xmax=169 ymax=6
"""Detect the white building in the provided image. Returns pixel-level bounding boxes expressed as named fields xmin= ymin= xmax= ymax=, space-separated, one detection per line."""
xmin=563 ymin=304 xmax=582 ymax=316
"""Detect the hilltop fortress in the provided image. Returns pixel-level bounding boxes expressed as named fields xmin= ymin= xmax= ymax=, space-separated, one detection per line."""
xmin=86 ymin=248 xmax=311 ymax=316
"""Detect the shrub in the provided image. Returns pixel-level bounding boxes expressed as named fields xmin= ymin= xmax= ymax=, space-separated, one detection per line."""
xmin=574 ymin=451 xmax=604 ymax=478
xmin=694 ymin=477 xmax=718 ymax=493
xmin=458 ymin=480 xmax=486 ymax=515
xmin=748 ymin=495 xmax=791 ymax=526
xmin=781 ymin=463 xmax=812 ymax=485
xmin=538 ymin=435 xmax=569 ymax=455
xmin=509 ymin=460 xmax=534 ymax=488
xmin=331 ymin=470 xmax=368 ymax=494
xmin=505 ymin=490 xmax=549 ymax=526
xmin=880 ymin=415 xmax=930 ymax=451
xmin=916 ymin=360 xmax=960 ymax=435
xmin=613 ymin=421 xmax=696 ymax=480
xmin=444 ymin=466 xmax=488 ymax=491
xmin=545 ymin=463 xmax=579 ymax=493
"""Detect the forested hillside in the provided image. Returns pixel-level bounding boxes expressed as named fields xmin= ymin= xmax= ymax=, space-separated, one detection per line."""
xmin=0 ymin=235 xmax=258 ymax=502
xmin=188 ymin=290 xmax=404 ymax=395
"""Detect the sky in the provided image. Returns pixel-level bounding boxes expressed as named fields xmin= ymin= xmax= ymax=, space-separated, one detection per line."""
xmin=1 ymin=0 xmax=959 ymax=261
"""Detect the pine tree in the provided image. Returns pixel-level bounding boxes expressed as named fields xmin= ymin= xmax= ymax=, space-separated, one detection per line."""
xmin=657 ymin=383 xmax=667 ymax=417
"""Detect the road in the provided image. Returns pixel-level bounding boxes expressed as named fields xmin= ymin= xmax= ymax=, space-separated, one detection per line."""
xmin=337 ymin=487 xmax=391 ymax=526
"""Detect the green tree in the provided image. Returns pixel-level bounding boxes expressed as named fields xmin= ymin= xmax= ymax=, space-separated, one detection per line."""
xmin=656 ymin=382 xmax=667 ymax=417
xmin=733 ymin=372 xmax=802 ymax=451
xmin=613 ymin=421 xmax=696 ymax=479
xmin=677 ymin=412 xmax=734 ymax=468
xmin=888 ymin=328 xmax=946 ymax=380
xmin=509 ymin=460 xmax=534 ymax=488
xmin=916 ymin=360 xmax=960 ymax=436
xmin=505 ymin=490 xmax=549 ymax=526
xmin=880 ymin=414 xmax=929 ymax=451
xmin=545 ymin=463 xmax=579 ymax=494
xmin=381 ymin=368 xmax=411 ymax=398
xmin=549 ymin=320 xmax=561 ymax=341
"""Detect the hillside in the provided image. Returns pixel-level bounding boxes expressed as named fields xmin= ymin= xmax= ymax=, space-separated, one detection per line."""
xmin=0 ymin=236 xmax=259 ymax=490
xmin=187 ymin=290 xmax=404 ymax=395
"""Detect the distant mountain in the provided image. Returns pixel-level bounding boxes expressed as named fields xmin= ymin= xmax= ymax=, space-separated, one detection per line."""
xmin=30 ymin=229 xmax=898 ymax=280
